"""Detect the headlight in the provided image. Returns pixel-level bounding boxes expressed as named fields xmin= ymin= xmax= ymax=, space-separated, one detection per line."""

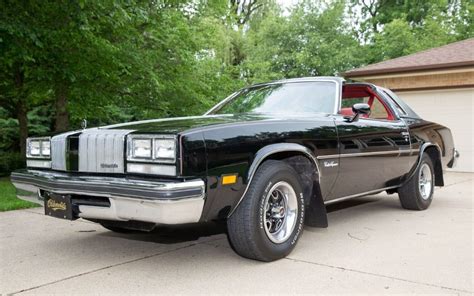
xmin=127 ymin=135 xmax=177 ymax=163
xmin=27 ymin=137 xmax=51 ymax=159
xmin=131 ymin=139 xmax=152 ymax=158
xmin=154 ymin=138 xmax=176 ymax=162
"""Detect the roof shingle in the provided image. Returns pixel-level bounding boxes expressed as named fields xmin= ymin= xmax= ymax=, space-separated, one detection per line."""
xmin=345 ymin=38 xmax=474 ymax=77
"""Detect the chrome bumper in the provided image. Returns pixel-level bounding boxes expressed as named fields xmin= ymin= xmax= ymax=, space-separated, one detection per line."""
xmin=10 ymin=169 xmax=205 ymax=225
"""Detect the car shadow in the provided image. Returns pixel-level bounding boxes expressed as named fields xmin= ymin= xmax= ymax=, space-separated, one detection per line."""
xmin=99 ymin=221 xmax=228 ymax=244
xmin=98 ymin=194 xmax=398 ymax=245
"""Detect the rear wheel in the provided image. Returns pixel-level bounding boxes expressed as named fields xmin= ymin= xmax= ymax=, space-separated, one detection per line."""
xmin=227 ymin=160 xmax=305 ymax=262
xmin=398 ymin=154 xmax=434 ymax=210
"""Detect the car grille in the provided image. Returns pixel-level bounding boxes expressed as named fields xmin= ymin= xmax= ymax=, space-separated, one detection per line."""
xmin=50 ymin=129 xmax=131 ymax=174
xmin=51 ymin=131 xmax=79 ymax=171
xmin=78 ymin=129 xmax=130 ymax=173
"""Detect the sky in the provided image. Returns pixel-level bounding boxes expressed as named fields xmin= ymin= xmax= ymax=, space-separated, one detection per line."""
xmin=276 ymin=0 xmax=299 ymax=6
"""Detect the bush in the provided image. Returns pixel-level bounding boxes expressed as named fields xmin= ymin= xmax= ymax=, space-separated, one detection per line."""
xmin=0 ymin=152 xmax=25 ymax=176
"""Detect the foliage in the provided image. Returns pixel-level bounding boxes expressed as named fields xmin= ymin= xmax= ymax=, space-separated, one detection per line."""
xmin=0 ymin=0 xmax=472 ymax=173
xmin=0 ymin=152 xmax=25 ymax=177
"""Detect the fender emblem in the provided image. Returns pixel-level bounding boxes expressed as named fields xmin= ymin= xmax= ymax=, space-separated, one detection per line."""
xmin=101 ymin=163 xmax=118 ymax=169
xmin=323 ymin=161 xmax=339 ymax=168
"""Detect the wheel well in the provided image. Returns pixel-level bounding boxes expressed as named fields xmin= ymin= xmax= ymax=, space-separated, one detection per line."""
xmin=424 ymin=146 xmax=444 ymax=186
xmin=262 ymin=151 xmax=318 ymax=206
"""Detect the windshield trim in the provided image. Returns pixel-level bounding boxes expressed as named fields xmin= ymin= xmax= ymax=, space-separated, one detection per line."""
xmin=205 ymin=79 xmax=341 ymax=116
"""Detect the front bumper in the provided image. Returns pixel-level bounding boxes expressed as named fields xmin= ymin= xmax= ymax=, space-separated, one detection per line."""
xmin=11 ymin=169 xmax=205 ymax=225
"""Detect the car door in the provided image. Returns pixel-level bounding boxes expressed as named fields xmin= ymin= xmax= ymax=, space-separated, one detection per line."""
xmin=328 ymin=84 xmax=411 ymax=199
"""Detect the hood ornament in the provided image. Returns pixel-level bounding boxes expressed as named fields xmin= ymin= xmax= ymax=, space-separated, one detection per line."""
xmin=81 ymin=119 xmax=87 ymax=130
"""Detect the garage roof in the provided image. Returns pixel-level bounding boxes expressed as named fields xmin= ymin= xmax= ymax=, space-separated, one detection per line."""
xmin=345 ymin=38 xmax=474 ymax=77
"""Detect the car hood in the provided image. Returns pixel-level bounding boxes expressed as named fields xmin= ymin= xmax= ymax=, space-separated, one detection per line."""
xmin=98 ymin=113 xmax=329 ymax=134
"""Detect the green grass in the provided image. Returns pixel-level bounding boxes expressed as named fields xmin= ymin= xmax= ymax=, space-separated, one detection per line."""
xmin=0 ymin=177 xmax=39 ymax=211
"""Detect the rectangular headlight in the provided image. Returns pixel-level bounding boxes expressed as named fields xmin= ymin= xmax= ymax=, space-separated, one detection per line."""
xmin=26 ymin=137 xmax=51 ymax=159
xmin=154 ymin=138 xmax=176 ymax=162
xmin=127 ymin=135 xmax=177 ymax=164
xmin=131 ymin=139 xmax=152 ymax=158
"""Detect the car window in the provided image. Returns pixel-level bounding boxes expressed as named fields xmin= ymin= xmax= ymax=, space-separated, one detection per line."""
xmin=211 ymin=82 xmax=336 ymax=115
xmin=341 ymin=96 xmax=391 ymax=120
xmin=380 ymin=89 xmax=407 ymax=116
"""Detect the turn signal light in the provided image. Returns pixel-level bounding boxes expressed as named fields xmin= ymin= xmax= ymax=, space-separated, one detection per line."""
xmin=222 ymin=174 xmax=238 ymax=185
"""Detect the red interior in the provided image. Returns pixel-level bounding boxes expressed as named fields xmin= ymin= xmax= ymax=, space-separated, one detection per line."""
xmin=340 ymin=85 xmax=394 ymax=120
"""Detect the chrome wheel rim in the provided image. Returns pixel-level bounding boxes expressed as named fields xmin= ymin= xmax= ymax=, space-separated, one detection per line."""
xmin=263 ymin=181 xmax=298 ymax=244
xmin=418 ymin=163 xmax=433 ymax=200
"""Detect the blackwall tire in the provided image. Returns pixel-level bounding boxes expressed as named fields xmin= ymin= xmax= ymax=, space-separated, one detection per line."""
xmin=398 ymin=154 xmax=435 ymax=210
xmin=227 ymin=160 xmax=305 ymax=262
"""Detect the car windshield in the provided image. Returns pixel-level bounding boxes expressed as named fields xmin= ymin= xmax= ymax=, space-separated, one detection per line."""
xmin=210 ymin=81 xmax=337 ymax=115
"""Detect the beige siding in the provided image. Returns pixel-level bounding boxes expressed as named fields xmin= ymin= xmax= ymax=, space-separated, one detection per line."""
xmin=363 ymin=70 xmax=474 ymax=91
xmin=397 ymin=88 xmax=474 ymax=172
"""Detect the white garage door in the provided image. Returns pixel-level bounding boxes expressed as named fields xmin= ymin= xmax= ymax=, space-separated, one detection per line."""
xmin=397 ymin=88 xmax=474 ymax=172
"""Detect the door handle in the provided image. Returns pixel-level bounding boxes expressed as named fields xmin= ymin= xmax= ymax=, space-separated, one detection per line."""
xmin=401 ymin=131 xmax=410 ymax=142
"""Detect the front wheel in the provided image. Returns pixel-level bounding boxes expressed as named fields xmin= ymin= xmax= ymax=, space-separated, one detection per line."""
xmin=227 ymin=160 xmax=305 ymax=262
xmin=398 ymin=154 xmax=435 ymax=210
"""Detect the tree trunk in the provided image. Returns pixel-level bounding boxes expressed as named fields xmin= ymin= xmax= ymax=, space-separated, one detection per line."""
xmin=54 ymin=85 xmax=69 ymax=132
xmin=14 ymin=66 xmax=28 ymax=156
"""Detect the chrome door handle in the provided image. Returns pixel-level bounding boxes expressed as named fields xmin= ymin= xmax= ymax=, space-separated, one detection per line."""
xmin=401 ymin=131 xmax=410 ymax=142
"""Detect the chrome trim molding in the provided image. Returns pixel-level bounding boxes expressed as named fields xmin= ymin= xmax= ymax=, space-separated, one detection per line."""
xmin=11 ymin=170 xmax=205 ymax=201
xmin=316 ymin=149 xmax=417 ymax=160
xmin=324 ymin=186 xmax=399 ymax=205
xmin=228 ymin=143 xmax=320 ymax=217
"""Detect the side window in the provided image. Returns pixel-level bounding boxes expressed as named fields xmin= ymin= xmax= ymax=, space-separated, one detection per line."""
xmin=370 ymin=97 xmax=390 ymax=119
xmin=341 ymin=85 xmax=394 ymax=120
xmin=381 ymin=89 xmax=407 ymax=116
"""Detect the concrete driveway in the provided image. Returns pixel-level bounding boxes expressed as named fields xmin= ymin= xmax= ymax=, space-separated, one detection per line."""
xmin=1 ymin=172 xmax=472 ymax=295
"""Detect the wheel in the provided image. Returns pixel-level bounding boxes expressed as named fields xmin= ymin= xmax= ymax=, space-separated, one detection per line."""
xmin=398 ymin=154 xmax=435 ymax=210
xmin=227 ymin=160 xmax=305 ymax=262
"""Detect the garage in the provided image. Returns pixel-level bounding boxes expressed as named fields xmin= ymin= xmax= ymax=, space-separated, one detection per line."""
xmin=344 ymin=38 xmax=474 ymax=172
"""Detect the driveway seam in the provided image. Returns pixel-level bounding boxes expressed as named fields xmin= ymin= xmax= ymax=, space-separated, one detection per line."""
xmin=439 ymin=178 xmax=473 ymax=189
xmin=201 ymin=241 xmax=472 ymax=294
xmin=285 ymin=257 xmax=473 ymax=294
xmin=9 ymin=238 xmax=221 ymax=295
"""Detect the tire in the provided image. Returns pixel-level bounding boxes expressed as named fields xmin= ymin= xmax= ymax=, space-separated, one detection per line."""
xmin=227 ymin=160 xmax=305 ymax=262
xmin=398 ymin=154 xmax=435 ymax=210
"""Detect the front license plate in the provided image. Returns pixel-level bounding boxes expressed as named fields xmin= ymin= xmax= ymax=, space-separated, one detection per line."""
xmin=44 ymin=192 xmax=74 ymax=220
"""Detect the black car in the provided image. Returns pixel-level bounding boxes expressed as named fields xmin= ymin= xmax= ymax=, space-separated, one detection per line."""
xmin=11 ymin=77 xmax=459 ymax=261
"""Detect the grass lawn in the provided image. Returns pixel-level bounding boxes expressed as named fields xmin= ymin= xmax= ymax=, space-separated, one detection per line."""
xmin=0 ymin=177 xmax=39 ymax=211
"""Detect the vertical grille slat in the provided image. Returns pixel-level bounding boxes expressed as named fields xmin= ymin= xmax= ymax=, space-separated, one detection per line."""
xmin=78 ymin=129 xmax=130 ymax=173
xmin=51 ymin=131 xmax=79 ymax=171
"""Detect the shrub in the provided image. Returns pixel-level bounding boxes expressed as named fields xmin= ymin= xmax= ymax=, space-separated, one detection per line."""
xmin=0 ymin=152 xmax=25 ymax=176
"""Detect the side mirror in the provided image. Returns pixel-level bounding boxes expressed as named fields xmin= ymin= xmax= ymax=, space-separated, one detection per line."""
xmin=345 ymin=103 xmax=370 ymax=122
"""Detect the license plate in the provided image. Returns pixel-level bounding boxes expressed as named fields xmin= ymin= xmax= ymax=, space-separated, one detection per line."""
xmin=44 ymin=192 xmax=74 ymax=220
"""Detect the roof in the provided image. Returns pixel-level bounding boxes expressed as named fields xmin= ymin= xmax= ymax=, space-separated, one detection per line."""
xmin=344 ymin=38 xmax=474 ymax=77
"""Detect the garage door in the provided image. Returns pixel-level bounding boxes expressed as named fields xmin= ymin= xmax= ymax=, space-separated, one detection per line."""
xmin=397 ymin=88 xmax=474 ymax=172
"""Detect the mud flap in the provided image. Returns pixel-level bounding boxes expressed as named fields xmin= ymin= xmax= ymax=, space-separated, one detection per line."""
xmin=304 ymin=182 xmax=328 ymax=228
